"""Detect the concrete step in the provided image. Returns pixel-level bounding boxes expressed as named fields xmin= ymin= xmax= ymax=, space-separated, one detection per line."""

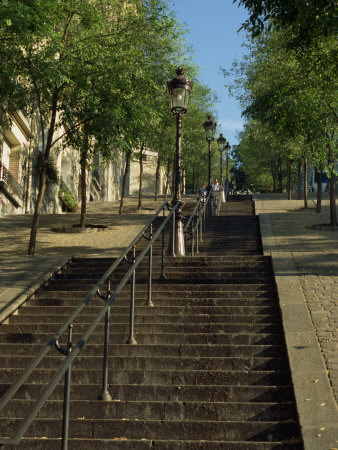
xmin=2 ymin=399 xmax=297 ymax=421
xmin=1 ymin=322 xmax=284 ymax=335
xmin=0 ymin=383 xmax=294 ymax=403
xmin=1 ymin=418 xmax=300 ymax=442
xmin=0 ymin=368 xmax=292 ymax=386
xmin=0 ymin=322 xmax=283 ymax=342
xmin=26 ymin=298 xmax=278 ymax=310
xmin=8 ymin=313 xmax=281 ymax=325
xmin=55 ymin=271 xmax=272 ymax=280
xmin=0 ymin=344 xmax=286 ymax=358
xmin=65 ymin=261 xmax=272 ymax=271
xmin=0 ymin=332 xmax=285 ymax=345
xmin=6 ymin=438 xmax=303 ymax=449
xmin=32 ymin=289 xmax=275 ymax=299
xmin=39 ymin=283 xmax=275 ymax=291
xmin=0 ymin=355 xmax=289 ymax=372
xmin=19 ymin=305 xmax=279 ymax=316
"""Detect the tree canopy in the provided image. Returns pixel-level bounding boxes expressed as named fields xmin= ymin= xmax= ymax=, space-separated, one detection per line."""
xmin=234 ymin=0 xmax=337 ymax=43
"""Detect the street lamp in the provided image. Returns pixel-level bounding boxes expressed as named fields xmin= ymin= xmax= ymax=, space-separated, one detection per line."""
xmin=167 ymin=68 xmax=193 ymax=256
xmin=203 ymin=115 xmax=216 ymax=216
xmin=230 ymin=166 xmax=236 ymax=195
xmin=225 ymin=141 xmax=231 ymax=196
xmin=217 ymin=133 xmax=226 ymax=202
xmin=203 ymin=115 xmax=217 ymax=189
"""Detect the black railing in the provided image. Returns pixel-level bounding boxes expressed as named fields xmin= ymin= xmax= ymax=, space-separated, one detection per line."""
xmin=184 ymin=189 xmax=213 ymax=256
xmin=0 ymin=200 xmax=179 ymax=449
xmin=0 ymin=163 xmax=24 ymax=199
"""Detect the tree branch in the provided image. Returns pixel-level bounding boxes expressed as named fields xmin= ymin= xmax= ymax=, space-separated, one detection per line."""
xmin=50 ymin=115 xmax=98 ymax=148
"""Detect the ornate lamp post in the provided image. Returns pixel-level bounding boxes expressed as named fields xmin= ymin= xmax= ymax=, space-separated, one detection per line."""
xmin=167 ymin=68 xmax=193 ymax=256
xmin=230 ymin=166 xmax=236 ymax=195
xmin=217 ymin=133 xmax=226 ymax=202
xmin=203 ymin=115 xmax=217 ymax=190
xmin=203 ymin=115 xmax=216 ymax=216
xmin=225 ymin=141 xmax=231 ymax=195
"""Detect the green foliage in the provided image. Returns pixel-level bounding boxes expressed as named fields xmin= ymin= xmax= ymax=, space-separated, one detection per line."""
xmin=37 ymin=153 xmax=59 ymax=184
xmin=224 ymin=27 xmax=337 ymax=194
xmin=59 ymin=188 xmax=78 ymax=212
xmin=234 ymin=0 xmax=337 ymax=44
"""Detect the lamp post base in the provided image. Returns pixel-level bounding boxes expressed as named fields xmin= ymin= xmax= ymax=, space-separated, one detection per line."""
xmin=168 ymin=204 xmax=186 ymax=257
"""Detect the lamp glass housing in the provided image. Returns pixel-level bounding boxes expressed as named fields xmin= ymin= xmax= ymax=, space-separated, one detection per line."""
xmin=167 ymin=68 xmax=193 ymax=115
xmin=217 ymin=133 xmax=226 ymax=151
xmin=169 ymin=87 xmax=191 ymax=114
xmin=203 ymin=116 xmax=216 ymax=141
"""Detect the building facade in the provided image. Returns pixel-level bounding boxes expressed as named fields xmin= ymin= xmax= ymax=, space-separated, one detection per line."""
xmin=0 ymin=113 xmax=166 ymax=216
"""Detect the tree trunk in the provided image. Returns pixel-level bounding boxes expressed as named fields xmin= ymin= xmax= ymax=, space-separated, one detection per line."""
xmin=119 ymin=148 xmax=131 ymax=215
xmin=137 ymin=145 xmax=143 ymax=210
xmin=315 ymin=168 xmax=322 ymax=213
xmin=270 ymin=161 xmax=277 ymax=192
xmin=286 ymin=160 xmax=292 ymax=200
xmin=27 ymin=168 xmax=47 ymax=255
xmin=272 ymin=174 xmax=276 ymax=192
xmin=278 ymin=156 xmax=283 ymax=192
xmin=154 ymin=150 xmax=161 ymax=201
xmin=80 ymin=144 xmax=88 ymax=228
xmin=297 ymin=160 xmax=303 ymax=200
xmin=328 ymin=150 xmax=337 ymax=225
xmin=28 ymin=95 xmax=58 ymax=255
xmin=303 ymin=157 xmax=308 ymax=209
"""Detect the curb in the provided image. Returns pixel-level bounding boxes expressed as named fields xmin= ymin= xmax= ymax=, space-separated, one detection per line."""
xmin=258 ymin=211 xmax=338 ymax=450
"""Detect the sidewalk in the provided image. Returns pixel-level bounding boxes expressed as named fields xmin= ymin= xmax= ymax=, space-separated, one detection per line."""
xmin=255 ymin=193 xmax=338 ymax=448
xmin=0 ymin=196 xmax=168 ymax=322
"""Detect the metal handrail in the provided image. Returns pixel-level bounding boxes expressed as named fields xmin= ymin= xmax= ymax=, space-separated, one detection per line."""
xmin=184 ymin=189 xmax=213 ymax=256
xmin=183 ymin=196 xmax=202 ymax=233
xmin=0 ymin=200 xmax=178 ymax=448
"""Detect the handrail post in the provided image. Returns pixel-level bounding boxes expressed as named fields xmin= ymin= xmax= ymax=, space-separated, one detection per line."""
xmin=200 ymin=215 xmax=203 ymax=242
xmin=191 ymin=230 xmax=194 ymax=256
xmin=196 ymin=224 xmax=199 ymax=254
xmin=160 ymin=208 xmax=167 ymax=280
xmin=126 ymin=246 xmax=137 ymax=345
xmin=170 ymin=210 xmax=176 ymax=256
xmin=61 ymin=324 xmax=73 ymax=450
xmin=203 ymin=201 xmax=207 ymax=229
xmin=145 ymin=225 xmax=154 ymax=307
xmin=98 ymin=277 xmax=113 ymax=401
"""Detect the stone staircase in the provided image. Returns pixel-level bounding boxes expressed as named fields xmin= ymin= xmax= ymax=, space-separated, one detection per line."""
xmin=0 ymin=196 xmax=302 ymax=448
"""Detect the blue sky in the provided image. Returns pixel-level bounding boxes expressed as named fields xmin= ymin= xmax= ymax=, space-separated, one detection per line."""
xmin=169 ymin=0 xmax=249 ymax=146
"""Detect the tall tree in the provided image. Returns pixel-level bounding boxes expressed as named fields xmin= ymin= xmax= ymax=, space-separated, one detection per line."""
xmin=0 ymin=0 xmax=194 ymax=251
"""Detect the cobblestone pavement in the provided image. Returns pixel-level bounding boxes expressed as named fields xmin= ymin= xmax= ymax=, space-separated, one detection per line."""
xmin=256 ymin=193 xmax=338 ymax=406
